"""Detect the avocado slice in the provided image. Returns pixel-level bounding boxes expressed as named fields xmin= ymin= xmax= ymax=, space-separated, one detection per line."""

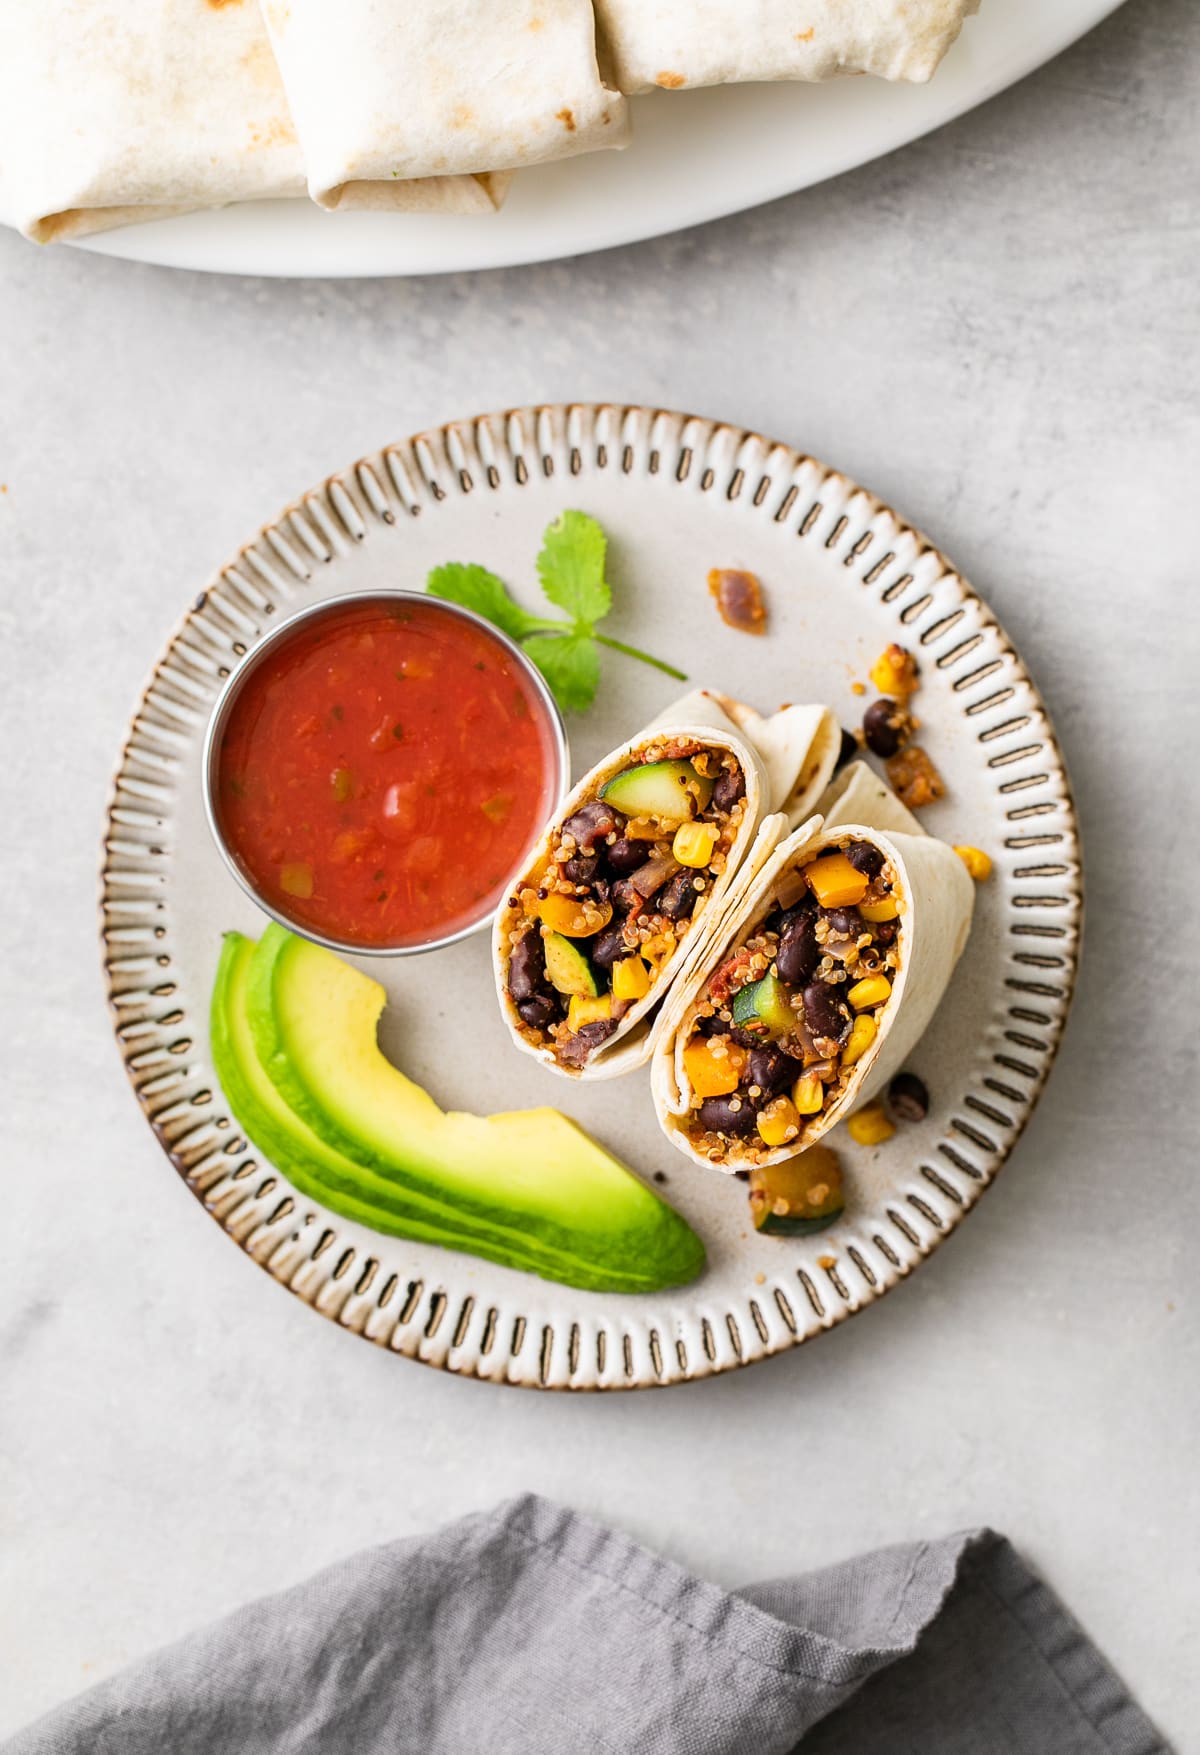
xmin=731 ymin=973 xmax=795 ymax=1039
xmin=211 ymin=934 xmax=542 ymax=1264
xmin=239 ymin=924 xmax=705 ymax=1293
xmin=600 ymin=759 xmax=714 ymax=822
xmin=543 ymin=932 xmax=601 ymax=999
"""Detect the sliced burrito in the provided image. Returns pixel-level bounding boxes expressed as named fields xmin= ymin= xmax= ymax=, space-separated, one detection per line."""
xmin=651 ymin=761 xmax=975 ymax=1167
xmin=494 ymin=691 xmax=840 ymax=1080
xmin=259 ymin=0 xmax=629 ymax=213
xmin=594 ymin=0 xmax=980 ymax=94
xmin=0 ymin=0 xmax=306 ymax=242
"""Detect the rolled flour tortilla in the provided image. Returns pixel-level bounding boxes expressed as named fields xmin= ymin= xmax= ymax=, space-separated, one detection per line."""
xmin=595 ymin=0 xmax=980 ymax=94
xmin=652 ymin=760 xmax=975 ymax=1167
xmin=259 ymin=0 xmax=629 ymax=212
xmin=0 ymin=0 xmax=306 ymax=242
xmin=494 ymin=691 xmax=833 ymax=1081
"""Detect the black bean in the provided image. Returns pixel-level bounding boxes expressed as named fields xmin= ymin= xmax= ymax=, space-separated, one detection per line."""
xmin=562 ymin=798 xmax=626 ymax=853
xmin=776 ymin=913 xmax=820 ymax=985
xmin=694 ymin=1012 xmax=730 ymax=1037
xmin=697 ymin=1094 xmax=759 ymax=1137
xmin=508 ymin=930 xmax=547 ymax=1003
xmin=590 ymin=922 xmax=630 ymax=969
xmin=563 ymin=850 xmax=601 ymax=885
xmin=845 ymin=840 xmax=885 ymax=878
xmin=889 ymin=1072 xmax=930 ymax=1123
xmin=730 ymin=1026 xmax=762 ymax=1050
xmin=862 ymin=698 xmax=907 ymax=759
xmin=517 ymin=994 xmax=559 ymax=1029
xmin=605 ymin=836 xmax=647 ymax=877
xmin=559 ymin=1018 xmax=618 ymax=1066
xmin=872 ymin=919 xmax=899 ymax=948
xmin=711 ymin=765 xmax=746 ymax=813
xmin=822 ymin=906 xmax=864 ymax=938
xmin=659 ymin=870 xmax=699 ymax=920
xmin=802 ymin=981 xmax=851 ymax=1043
xmin=835 ymin=727 xmax=858 ymax=772
xmin=748 ymin=1044 xmax=802 ymax=1100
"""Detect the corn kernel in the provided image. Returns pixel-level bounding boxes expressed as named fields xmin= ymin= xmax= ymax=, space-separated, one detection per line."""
xmin=641 ymin=932 xmax=677 ymax=970
xmin=846 ymin=1102 xmax=896 ymax=1147
xmin=842 ymin=1014 xmax=877 ymax=1067
xmin=805 ymin=852 xmax=870 ymax=909
xmin=672 ymin=821 xmax=720 ymax=869
xmin=954 ymin=845 xmax=993 ymax=882
xmin=684 ymin=1036 xmax=747 ymax=1098
xmin=612 ymin=956 xmax=651 ymax=1002
xmin=847 ymin=974 xmax=892 ymax=1011
xmin=792 ymin=1072 xmax=826 ymax=1114
xmin=757 ymin=1096 xmax=801 ymax=1148
xmin=539 ymin=892 xmax=613 ymax=938
xmin=869 ymin=643 xmax=919 ymax=698
xmin=859 ymin=896 xmax=900 ymax=923
xmin=567 ymin=992 xmax=612 ymax=1033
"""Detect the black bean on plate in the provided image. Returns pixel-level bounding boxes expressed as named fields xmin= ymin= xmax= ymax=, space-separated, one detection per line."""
xmin=889 ymin=1071 xmax=930 ymax=1122
xmin=862 ymin=698 xmax=908 ymax=759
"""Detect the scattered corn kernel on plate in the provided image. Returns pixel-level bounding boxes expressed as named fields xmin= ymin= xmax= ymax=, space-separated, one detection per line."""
xmin=102 ymin=404 xmax=1081 ymax=1389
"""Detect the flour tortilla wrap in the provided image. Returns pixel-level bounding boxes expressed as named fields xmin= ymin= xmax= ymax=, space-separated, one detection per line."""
xmin=0 ymin=0 xmax=307 ymax=243
xmin=260 ymin=0 xmax=628 ymax=213
xmin=594 ymin=0 xmax=979 ymax=94
xmin=494 ymin=691 xmax=832 ymax=1081
xmin=652 ymin=762 xmax=975 ymax=1167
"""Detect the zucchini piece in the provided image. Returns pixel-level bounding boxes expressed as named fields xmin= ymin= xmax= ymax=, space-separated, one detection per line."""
xmin=543 ymin=932 xmax=601 ymax=999
xmin=731 ymin=973 xmax=795 ymax=1038
xmin=600 ymin=759 xmax=714 ymax=823
xmin=749 ymin=1149 xmax=845 ymax=1237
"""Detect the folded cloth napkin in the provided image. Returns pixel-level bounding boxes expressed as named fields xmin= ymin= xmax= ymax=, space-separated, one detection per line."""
xmin=3 ymin=1494 xmax=1167 ymax=1754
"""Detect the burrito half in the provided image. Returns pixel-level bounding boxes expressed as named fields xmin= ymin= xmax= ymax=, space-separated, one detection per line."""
xmin=260 ymin=0 xmax=629 ymax=212
xmin=652 ymin=761 xmax=974 ymax=1167
xmin=0 ymin=0 xmax=306 ymax=243
xmin=494 ymin=691 xmax=836 ymax=1080
xmin=595 ymin=0 xmax=980 ymax=94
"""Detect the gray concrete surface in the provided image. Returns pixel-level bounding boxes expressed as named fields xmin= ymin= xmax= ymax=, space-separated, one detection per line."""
xmin=1 ymin=0 xmax=1197 ymax=1743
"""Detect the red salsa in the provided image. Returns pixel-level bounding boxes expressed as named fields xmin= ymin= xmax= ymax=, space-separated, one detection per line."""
xmin=215 ymin=598 xmax=562 ymax=949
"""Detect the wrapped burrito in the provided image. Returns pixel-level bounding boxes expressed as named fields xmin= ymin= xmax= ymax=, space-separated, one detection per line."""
xmin=0 ymin=0 xmax=506 ymax=243
xmin=0 ymin=0 xmax=306 ymax=242
xmin=651 ymin=761 xmax=975 ymax=1168
xmin=594 ymin=0 xmax=980 ymax=94
xmin=259 ymin=0 xmax=629 ymax=213
xmin=494 ymin=692 xmax=840 ymax=1080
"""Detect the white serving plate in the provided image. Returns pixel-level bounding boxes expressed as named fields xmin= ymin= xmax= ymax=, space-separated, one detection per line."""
xmin=102 ymin=404 xmax=1081 ymax=1388
xmin=73 ymin=0 xmax=1123 ymax=278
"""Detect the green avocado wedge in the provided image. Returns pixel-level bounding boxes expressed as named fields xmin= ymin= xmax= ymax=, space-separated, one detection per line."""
xmin=220 ymin=926 xmax=704 ymax=1294
xmin=210 ymin=935 xmax=573 ymax=1276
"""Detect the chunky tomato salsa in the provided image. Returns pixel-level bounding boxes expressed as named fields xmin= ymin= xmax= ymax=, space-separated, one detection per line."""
xmin=215 ymin=598 xmax=562 ymax=949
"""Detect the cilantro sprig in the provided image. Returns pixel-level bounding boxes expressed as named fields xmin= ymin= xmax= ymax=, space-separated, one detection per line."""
xmin=426 ymin=510 xmax=686 ymax=714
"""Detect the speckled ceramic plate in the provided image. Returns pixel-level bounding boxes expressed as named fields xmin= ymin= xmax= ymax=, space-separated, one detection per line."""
xmin=102 ymin=405 xmax=1081 ymax=1388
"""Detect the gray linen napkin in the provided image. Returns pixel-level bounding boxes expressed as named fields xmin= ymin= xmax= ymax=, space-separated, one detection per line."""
xmin=4 ymin=1494 xmax=1167 ymax=1754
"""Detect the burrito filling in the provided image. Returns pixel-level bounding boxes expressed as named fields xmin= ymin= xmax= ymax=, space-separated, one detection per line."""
xmin=679 ymin=837 xmax=902 ymax=1160
xmin=504 ymin=739 xmax=748 ymax=1069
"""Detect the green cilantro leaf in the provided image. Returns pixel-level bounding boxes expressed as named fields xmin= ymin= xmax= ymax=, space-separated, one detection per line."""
xmin=536 ymin=510 xmax=612 ymax=626
xmin=425 ymin=513 xmax=686 ymax=716
xmin=426 ymin=562 xmax=545 ymax=643
xmin=521 ymin=633 xmax=601 ymax=715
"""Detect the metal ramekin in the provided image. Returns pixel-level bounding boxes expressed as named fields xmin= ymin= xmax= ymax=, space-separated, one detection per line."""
xmin=201 ymin=590 xmax=569 ymax=957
